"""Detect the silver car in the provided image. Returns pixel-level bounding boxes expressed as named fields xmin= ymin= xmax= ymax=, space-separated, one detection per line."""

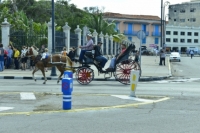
xmin=169 ymin=52 xmax=181 ymax=62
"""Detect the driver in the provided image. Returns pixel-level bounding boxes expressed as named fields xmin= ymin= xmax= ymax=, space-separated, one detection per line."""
xmin=78 ymin=34 xmax=94 ymax=65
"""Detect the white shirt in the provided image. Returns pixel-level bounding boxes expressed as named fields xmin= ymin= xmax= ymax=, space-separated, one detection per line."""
xmin=21 ymin=49 xmax=27 ymax=57
xmin=41 ymin=52 xmax=47 ymax=59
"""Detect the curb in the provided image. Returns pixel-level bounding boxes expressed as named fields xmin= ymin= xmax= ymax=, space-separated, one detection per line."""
xmin=0 ymin=75 xmax=171 ymax=82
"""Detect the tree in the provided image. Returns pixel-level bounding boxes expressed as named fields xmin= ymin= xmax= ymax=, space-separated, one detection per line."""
xmin=83 ymin=6 xmax=125 ymax=43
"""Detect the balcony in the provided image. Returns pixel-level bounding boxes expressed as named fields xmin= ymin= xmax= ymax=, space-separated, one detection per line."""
xmin=124 ymin=30 xmax=149 ymax=36
xmin=152 ymin=32 xmax=161 ymax=36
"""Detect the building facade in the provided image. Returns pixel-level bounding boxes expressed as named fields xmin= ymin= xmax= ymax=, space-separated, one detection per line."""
xmin=104 ymin=12 xmax=161 ymax=50
xmin=166 ymin=0 xmax=200 ymax=52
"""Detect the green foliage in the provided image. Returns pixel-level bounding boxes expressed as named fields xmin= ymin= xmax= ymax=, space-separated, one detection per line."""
xmin=0 ymin=0 xmax=125 ymax=43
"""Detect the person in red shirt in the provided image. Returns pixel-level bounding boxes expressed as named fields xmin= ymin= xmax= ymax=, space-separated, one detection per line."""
xmin=106 ymin=43 xmax=126 ymax=71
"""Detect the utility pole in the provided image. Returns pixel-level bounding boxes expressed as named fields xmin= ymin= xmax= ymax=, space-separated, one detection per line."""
xmin=50 ymin=0 xmax=57 ymax=76
xmin=161 ymin=0 xmax=163 ymax=49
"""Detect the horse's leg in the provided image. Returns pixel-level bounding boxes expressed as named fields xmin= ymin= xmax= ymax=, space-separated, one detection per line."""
xmin=56 ymin=66 xmax=64 ymax=84
xmin=32 ymin=67 xmax=39 ymax=82
xmin=40 ymin=68 xmax=47 ymax=84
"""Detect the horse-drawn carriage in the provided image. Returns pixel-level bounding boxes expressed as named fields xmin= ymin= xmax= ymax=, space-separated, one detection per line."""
xmin=26 ymin=43 xmax=141 ymax=85
xmin=71 ymin=43 xmax=141 ymax=85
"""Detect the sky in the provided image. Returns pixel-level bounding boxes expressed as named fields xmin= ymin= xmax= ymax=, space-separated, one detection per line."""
xmin=70 ymin=0 xmax=191 ymax=17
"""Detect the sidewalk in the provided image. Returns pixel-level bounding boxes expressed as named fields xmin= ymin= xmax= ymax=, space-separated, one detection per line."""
xmin=0 ymin=56 xmax=171 ymax=82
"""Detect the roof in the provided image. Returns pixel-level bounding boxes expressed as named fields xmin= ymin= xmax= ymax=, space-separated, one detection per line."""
xmin=104 ymin=12 xmax=161 ymax=21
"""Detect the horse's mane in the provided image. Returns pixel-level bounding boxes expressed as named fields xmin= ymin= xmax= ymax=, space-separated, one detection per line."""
xmin=31 ymin=46 xmax=38 ymax=56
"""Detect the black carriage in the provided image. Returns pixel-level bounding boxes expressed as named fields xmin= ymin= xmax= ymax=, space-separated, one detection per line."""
xmin=68 ymin=44 xmax=141 ymax=85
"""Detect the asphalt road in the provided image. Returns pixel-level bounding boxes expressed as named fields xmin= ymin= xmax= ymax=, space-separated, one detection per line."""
xmin=171 ymin=56 xmax=200 ymax=78
xmin=0 ymin=56 xmax=200 ymax=133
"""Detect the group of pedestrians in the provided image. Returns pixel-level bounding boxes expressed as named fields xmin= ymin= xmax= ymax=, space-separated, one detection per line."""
xmin=0 ymin=43 xmax=15 ymax=71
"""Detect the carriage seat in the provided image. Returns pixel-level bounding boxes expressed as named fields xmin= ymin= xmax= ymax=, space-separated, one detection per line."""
xmin=116 ymin=43 xmax=135 ymax=64
xmin=84 ymin=50 xmax=95 ymax=64
xmin=84 ymin=51 xmax=94 ymax=59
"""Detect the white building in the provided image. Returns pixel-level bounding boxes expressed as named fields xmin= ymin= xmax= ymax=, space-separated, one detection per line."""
xmin=165 ymin=25 xmax=200 ymax=52
xmin=165 ymin=0 xmax=200 ymax=52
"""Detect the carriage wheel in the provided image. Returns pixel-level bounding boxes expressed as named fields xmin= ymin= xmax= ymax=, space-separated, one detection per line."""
xmin=75 ymin=67 xmax=94 ymax=85
xmin=114 ymin=59 xmax=141 ymax=85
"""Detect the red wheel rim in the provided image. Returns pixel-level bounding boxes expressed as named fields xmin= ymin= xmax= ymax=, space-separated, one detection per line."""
xmin=115 ymin=60 xmax=140 ymax=84
xmin=76 ymin=68 xmax=94 ymax=85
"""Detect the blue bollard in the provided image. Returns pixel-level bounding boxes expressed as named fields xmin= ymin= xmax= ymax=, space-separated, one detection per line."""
xmin=62 ymin=78 xmax=73 ymax=110
xmin=64 ymin=71 xmax=73 ymax=78
xmin=64 ymin=71 xmax=73 ymax=91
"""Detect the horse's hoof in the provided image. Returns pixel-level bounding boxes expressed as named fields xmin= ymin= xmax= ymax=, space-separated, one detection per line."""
xmin=43 ymin=82 xmax=46 ymax=84
xmin=57 ymin=81 xmax=60 ymax=84
xmin=34 ymin=79 xmax=37 ymax=82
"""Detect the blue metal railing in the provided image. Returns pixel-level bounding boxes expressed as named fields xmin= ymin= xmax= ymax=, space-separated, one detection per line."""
xmin=124 ymin=30 xmax=149 ymax=36
xmin=152 ymin=32 xmax=161 ymax=36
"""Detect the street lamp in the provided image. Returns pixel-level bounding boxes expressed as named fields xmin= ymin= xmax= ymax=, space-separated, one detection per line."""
xmin=50 ymin=0 xmax=57 ymax=76
xmin=164 ymin=14 xmax=169 ymax=46
xmin=162 ymin=1 xmax=170 ymax=49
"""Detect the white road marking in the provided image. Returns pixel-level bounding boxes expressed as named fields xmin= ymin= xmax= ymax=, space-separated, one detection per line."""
xmin=20 ymin=92 xmax=36 ymax=100
xmin=0 ymin=107 xmax=14 ymax=112
xmin=111 ymin=95 xmax=153 ymax=102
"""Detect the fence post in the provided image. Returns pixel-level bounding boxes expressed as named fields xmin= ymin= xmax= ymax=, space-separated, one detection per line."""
xmin=48 ymin=18 xmax=57 ymax=53
xmin=92 ymin=30 xmax=98 ymax=45
xmin=82 ymin=26 xmax=88 ymax=46
xmin=99 ymin=32 xmax=104 ymax=55
xmin=74 ymin=25 xmax=82 ymax=56
xmin=1 ymin=18 xmax=10 ymax=48
xmin=110 ymin=35 xmax=113 ymax=56
xmin=63 ymin=22 xmax=71 ymax=52
xmin=105 ymin=33 xmax=109 ymax=56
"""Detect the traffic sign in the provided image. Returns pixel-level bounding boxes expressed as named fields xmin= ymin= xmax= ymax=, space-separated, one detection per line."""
xmin=137 ymin=30 xmax=146 ymax=40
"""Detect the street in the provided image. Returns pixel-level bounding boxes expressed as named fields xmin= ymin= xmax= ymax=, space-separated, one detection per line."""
xmin=0 ymin=56 xmax=200 ymax=133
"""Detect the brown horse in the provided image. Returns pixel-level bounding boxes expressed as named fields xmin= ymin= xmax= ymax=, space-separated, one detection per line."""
xmin=26 ymin=47 xmax=74 ymax=84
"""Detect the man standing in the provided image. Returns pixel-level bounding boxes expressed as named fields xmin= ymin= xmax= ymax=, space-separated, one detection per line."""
xmin=94 ymin=41 xmax=108 ymax=69
xmin=0 ymin=44 xmax=4 ymax=71
xmin=190 ymin=50 xmax=194 ymax=59
xmin=78 ymin=34 xmax=94 ymax=64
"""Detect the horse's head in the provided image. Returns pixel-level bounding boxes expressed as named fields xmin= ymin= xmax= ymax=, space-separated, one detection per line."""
xmin=27 ymin=46 xmax=39 ymax=57
xmin=26 ymin=47 xmax=33 ymax=57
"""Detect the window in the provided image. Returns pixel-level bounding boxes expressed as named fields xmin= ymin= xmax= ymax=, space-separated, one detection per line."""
xmin=174 ymin=10 xmax=177 ymax=12
xmin=180 ymin=39 xmax=185 ymax=43
xmin=194 ymin=39 xmax=198 ymax=43
xmin=173 ymin=31 xmax=178 ymax=35
xmin=155 ymin=38 xmax=159 ymax=44
xmin=174 ymin=19 xmax=176 ymax=21
xmin=142 ymin=38 xmax=146 ymax=44
xmin=187 ymin=39 xmax=192 ymax=43
xmin=166 ymin=38 xmax=171 ymax=42
xmin=188 ymin=32 xmax=192 ymax=36
xmin=128 ymin=37 xmax=132 ymax=41
xmin=173 ymin=38 xmax=178 ymax=43
xmin=190 ymin=8 xmax=196 ymax=12
xmin=180 ymin=19 xmax=185 ymax=22
xmin=181 ymin=32 xmax=185 ymax=35
xmin=190 ymin=18 xmax=196 ymax=22
xmin=180 ymin=9 xmax=185 ymax=13
xmin=166 ymin=31 xmax=171 ymax=35
xmin=194 ymin=32 xmax=198 ymax=36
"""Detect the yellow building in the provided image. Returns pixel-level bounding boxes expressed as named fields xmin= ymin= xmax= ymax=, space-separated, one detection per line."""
xmin=104 ymin=12 xmax=162 ymax=50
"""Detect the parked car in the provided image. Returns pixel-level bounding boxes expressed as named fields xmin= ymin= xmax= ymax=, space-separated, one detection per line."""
xmin=141 ymin=50 xmax=153 ymax=56
xmin=169 ymin=52 xmax=181 ymax=62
